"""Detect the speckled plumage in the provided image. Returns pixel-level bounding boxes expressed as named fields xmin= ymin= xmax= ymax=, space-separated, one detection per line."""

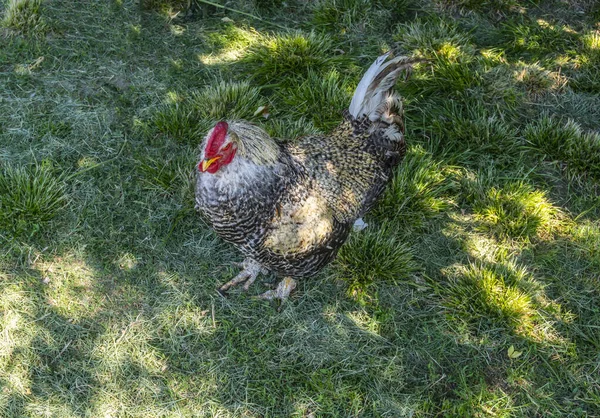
xmin=195 ymin=54 xmax=419 ymax=282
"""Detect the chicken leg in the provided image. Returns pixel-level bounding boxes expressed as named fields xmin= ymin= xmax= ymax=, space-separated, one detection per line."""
xmin=219 ymin=258 xmax=268 ymax=294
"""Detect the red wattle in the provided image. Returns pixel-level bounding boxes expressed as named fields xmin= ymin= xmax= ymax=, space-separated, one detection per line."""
xmin=206 ymin=161 xmax=220 ymax=174
xmin=220 ymin=147 xmax=237 ymax=165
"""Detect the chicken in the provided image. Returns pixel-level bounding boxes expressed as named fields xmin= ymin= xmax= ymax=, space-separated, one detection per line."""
xmin=195 ymin=53 xmax=420 ymax=303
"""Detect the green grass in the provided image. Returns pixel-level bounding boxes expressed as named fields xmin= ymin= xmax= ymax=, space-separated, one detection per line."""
xmin=443 ymin=260 xmax=539 ymax=334
xmin=151 ymin=81 xmax=266 ymax=144
xmin=1 ymin=0 xmax=45 ymax=35
xmin=524 ymin=115 xmax=600 ymax=180
xmin=241 ymin=30 xmax=352 ymax=85
xmin=335 ymin=224 xmax=419 ymax=294
xmin=1 ymin=0 xmax=600 ymax=416
xmin=373 ymin=145 xmax=456 ymax=225
xmin=469 ymin=179 xmax=558 ymax=241
xmin=278 ymin=69 xmax=353 ymax=131
xmin=0 ymin=163 xmax=68 ymax=237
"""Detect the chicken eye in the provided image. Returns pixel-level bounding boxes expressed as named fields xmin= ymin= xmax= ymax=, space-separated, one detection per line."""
xmin=222 ymin=143 xmax=233 ymax=152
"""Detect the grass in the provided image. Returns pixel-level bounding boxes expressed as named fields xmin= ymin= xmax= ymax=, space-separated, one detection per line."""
xmin=278 ymin=69 xmax=353 ymax=131
xmin=372 ymin=145 xmax=456 ymax=225
xmin=151 ymin=81 xmax=266 ymax=144
xmin=524 ymin=115 xmax=600 ymax=180
xmin=1 ymin=0 xmax=600 ymax=416
xmin=1 ymin=0 xmax=44 ymax=35
xmin=241 ymin=30 xmax=352 ymax=85
xmin=0 ymin=163 xmax=68 ymax=237
xmin=335 ymin=224 xmax=419 ymax=294
xmin=443 ymin=260 xmax=539 ymax=334
xmin=469 ymin=179 xmax=558 ymax=240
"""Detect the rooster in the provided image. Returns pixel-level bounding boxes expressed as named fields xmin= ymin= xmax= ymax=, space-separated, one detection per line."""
xmin=195 ymin=53 xmax=419 ymax=303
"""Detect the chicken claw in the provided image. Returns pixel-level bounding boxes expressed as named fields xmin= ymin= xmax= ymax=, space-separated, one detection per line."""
xmin=255 ymin=277 xmax=297 ymax=306
xmin=219 ymin=258 xmax=267 ymax=294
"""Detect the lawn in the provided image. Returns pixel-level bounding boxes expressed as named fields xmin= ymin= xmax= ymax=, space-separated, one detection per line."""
xmin=1 ymin=0 xmax=599 ymax=416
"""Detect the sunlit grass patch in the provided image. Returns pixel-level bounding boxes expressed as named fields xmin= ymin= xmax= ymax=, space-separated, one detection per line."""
xmin=470 ymin=181 xmax=558 ymax=241
xmin=1 ymin=0 xmax=45 ymax=35
xmin=582 ymin=30 xmax=600 ymax=51
xmin=254 ymin=309 xmax=409 ymax=415
xmin=0 ymin=283 xmax=39 ymax=405
xmin=438 ymin=384 xmax=518 ymax=418
xmin=425 ymin=55 xmax=483 ymax=95
xmin=35 ymin=256 xmax=102 ymax=319
xmin=533 ymin=222 xmax=600 ymax=331
xmin=571 ymin=53 xmax=600 ymax=93
xmin=188 ymin=80 xmax=266 ymax=121
xmin=191 ymin=81 xmax=265 ymax=121
xmin=334 ymin=225 xmax=419 ymax=293
xmin=524 ymin=115 xmax=581 ymax=158
xmin=571 ymin=29 xmax=600 ymax=93
xmin=569 ymin=220 xmax=600 ymax=271
xmin=93 ymin=316 xmax=168 ymax=375
xmin=440 ymin=252 xmax=572 ymax=345
xmin=0 ymin=273 xmax=100 ymax=417
xmin=395 ymin=18 xmax=473 ymax=56
xmin=401 ymin=62 xmax=484 ymax=123
xmin=394 ymin=20 xmax=482 ymax=96
xmin=206 ymin=23 xmax=258 ymax=49
xmin=463 ymin=233 xmax=507 ymax=264
xmin=499 ymin=18 xmax=578 ymax=59
xmin=278 ymin=69 xmax=353 ymax=131
xmin=0 ymin=280 xmax=40 ymax=360
xmin=199 ymin=24 xmax=259 ymax=65
xmin=148 ymin=294 xmax=216 ymax=374
xmin=242 ymin=31 xmax=351 ymax=85
xmin=154 ymin=298 xmax=215 ymax=344
xmin=443 ymin=261 xmax=539 ymax=335
xmin=152 ymin=81 xmax=266 ymax=144
xmin=0 ymin=163 xmax=68 ymax=237
xmin=85 ymin=315 xmax=178 ymax=414
xmin=373 ymin=145 xmax=456 ymax=226
xmin=513 ymin=62 xmax=567 ymax=96
xmin=524 ymin=115 xmax=600 ymax=180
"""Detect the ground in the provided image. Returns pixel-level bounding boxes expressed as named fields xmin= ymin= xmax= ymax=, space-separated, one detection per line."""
xmin=1 ymin=0 xmax=599 ymax=416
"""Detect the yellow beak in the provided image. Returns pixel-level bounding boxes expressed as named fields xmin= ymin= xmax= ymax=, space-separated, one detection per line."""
xmin=201 ymin=156 xmax=221 ymax=172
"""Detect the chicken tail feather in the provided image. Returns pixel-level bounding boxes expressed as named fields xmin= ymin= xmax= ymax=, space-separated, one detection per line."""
xmin=348 ymin=53 xmax=424 ymax=123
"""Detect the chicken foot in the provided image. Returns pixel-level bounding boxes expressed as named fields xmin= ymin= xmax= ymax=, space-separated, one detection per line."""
xmin=219 ymin=258 xmax=268 ymax=294
xmin=219 ymin=259 xmax=297 ymax=307
xmin=255 ymin=277 xmax=297 ymax=306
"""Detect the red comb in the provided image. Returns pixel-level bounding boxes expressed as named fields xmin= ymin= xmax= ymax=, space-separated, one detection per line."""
xmin=205 ymin=121 xmax=228 ymax=158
